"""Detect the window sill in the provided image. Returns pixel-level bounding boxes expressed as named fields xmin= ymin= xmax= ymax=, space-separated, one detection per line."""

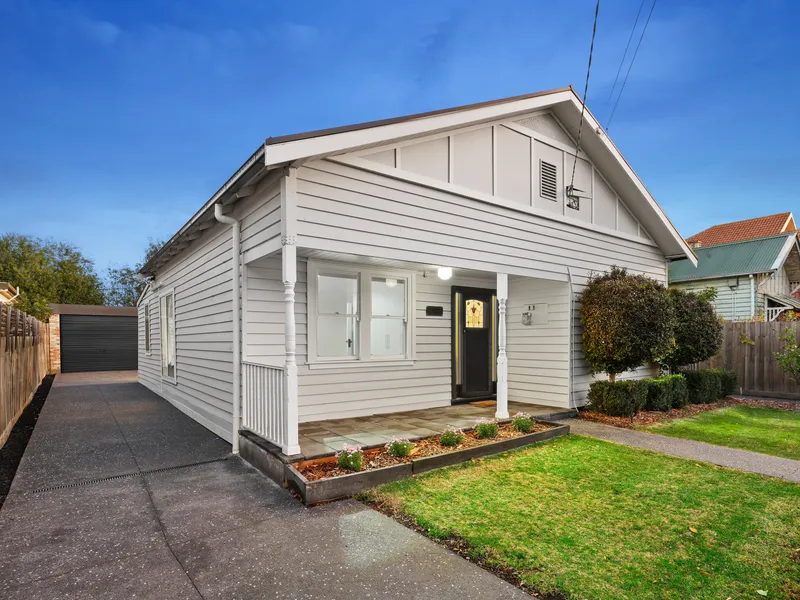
xmin=306 ymin=359 xmax=415 ymax=370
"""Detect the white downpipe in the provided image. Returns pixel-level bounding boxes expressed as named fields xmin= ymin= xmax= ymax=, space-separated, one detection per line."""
xmin=214 ymin=204 xmax=241 ymax=454
xmin=749 ymin=274 xmax=755 ymax=318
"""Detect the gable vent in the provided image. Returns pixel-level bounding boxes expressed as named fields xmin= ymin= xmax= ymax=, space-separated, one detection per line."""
xmin=540 ymin=160 xmax=558 ymax=201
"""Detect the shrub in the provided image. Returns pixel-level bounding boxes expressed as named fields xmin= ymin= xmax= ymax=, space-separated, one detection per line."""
xmin=709 ymin=368 xmax=737 ymax=396
xmin=775 ymin=327 xmax=800 ymax=384
xmin=511 ymin=412 xmax=533 ymax=433
xmin=474 ymin=418 xmax=499 ymax=439
xmin=644 ymin=374 xmax=688 ymax=411
xmin=385 ymin=437 xmax=414 ymax=458
xmin=661 ymin=288 xmax=723 ymax=370
xmin=680 ymin=369 xmax=724 ymax=404
xmin=580 ymin=266 xmax=673 ymax=381
xmin=440 ymin=426 xmax=464 ymax=447
xmin=336 ymin=443 xmax=364 ymax=471
xmin=587 ymin=380 xmax=648 ymax=417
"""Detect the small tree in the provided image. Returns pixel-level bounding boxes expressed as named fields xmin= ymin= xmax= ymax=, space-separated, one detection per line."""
xmin=775 ymin=327 xmax=800 ymax=384
xmin=580 ymin=266 xmax=673 ymax=381
xmin=661 ymin=287 xmax=723 ymax=371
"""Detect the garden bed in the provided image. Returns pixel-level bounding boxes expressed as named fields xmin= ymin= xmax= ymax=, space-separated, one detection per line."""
xmin=578 ymin=396 xmax=800 ymax=429
xmin=286 ymin=420 xmax=569 ymax=505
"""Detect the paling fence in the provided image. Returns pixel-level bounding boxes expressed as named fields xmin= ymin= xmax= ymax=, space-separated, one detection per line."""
xmin=0 ymin=304 xmax=50 ymax=448
xmin=687 ymin=321 xmax=800 ymax=400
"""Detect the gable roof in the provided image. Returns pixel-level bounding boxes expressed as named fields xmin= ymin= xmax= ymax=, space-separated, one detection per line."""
xmin=687 ymin=212 xmax=795 ymax=247
xmin=670 ymin=233 xmax=798 ymax=283
xmin=140 ymin=86 xmax=695 ymax=276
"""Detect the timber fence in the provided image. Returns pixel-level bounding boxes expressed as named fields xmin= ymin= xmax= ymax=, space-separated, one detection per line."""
xmin=687 ymin=321 xmax=800 ymax=400
xmin=0 ymin=304 xmax=50 ymax=448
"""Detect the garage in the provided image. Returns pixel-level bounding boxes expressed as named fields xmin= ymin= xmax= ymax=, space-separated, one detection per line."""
xmin=51 ymin=305 xmax=138 ymax=373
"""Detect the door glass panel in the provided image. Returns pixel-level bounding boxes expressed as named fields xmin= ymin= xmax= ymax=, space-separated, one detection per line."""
xmin=465 ymin=299 xmax=484 ymax=328
xmin=317 ymin=316 xmax=358 ymax=357
xmin=371 ymin=277 xmax=405 ymax=316
xmin=371 ymin=318 xmax=405 ymax=356
xmin=318 ymin=274 xmax=358 ymax=315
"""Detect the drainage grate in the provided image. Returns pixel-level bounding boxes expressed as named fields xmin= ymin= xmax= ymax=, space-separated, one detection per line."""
xmin=31 ymin=457 xmax=230 ymax=494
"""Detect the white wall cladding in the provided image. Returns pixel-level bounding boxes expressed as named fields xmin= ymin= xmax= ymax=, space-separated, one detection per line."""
xmin=136 ymin=180 xmax=281 ymax=443
xmin=362 ymin=110 xmax=651 ymax=241
xmin=671 ymin=277 xmax=756 ymax=322
xmin=507 ymin=278 xmax=570 ymax=407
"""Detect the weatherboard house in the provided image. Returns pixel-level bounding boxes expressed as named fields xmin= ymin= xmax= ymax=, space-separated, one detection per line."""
xmin=136 ymin=87 xmax=695 ymax=457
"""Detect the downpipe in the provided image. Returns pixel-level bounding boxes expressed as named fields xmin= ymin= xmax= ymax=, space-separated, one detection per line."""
xmin=214 ymin=204 xmax=241 ymax=454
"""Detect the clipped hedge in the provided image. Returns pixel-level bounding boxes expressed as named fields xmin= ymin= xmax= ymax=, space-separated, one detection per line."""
xmin=680 ymin=369 xmax=736 ymax=404
xmin=587 ymin=380 xmax=649 ymax=417
xmin=645 ymin=374 xmax=688 ymax=411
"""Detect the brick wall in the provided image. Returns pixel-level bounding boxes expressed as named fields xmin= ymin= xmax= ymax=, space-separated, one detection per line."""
xmin=48 ymin=314 xmax=61 ymax=374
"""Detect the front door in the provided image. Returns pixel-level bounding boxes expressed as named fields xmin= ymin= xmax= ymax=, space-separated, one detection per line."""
xmin=452 ymin=287 xmax=496 ymax=400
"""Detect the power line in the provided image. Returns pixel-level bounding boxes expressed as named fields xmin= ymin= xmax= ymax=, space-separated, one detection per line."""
xmin=606 ymin=0 xmax=658 ymax=131
xmin=607 ymin=0 xmax=647 ymax=103
xmin=568 ymin=0 xmax=601 ymax=207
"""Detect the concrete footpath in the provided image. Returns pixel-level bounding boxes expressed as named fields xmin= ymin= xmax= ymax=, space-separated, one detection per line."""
xmin=564 ymin=418 xmax=800 ymax=483
xmin=0 ymin=375 xmax=526 ymax=600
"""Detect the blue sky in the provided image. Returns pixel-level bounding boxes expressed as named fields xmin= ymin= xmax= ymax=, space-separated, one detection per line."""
xmin=1 ymin=0 xmax=799 ymax=272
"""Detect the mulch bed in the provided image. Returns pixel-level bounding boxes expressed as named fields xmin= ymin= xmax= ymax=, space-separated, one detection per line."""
xmin=296 ymin=421 xmax=552 ymax=481
xmin=0 ymin=374 xmax=54 ymax=510
xmin=578 ymin=396 xmax=800 ymax=429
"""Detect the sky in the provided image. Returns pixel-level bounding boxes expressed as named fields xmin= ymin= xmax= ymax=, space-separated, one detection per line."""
xmin=1 ymin=0 xmax=799 ymax=273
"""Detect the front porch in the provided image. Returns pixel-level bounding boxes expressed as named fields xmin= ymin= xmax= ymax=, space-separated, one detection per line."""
xmin=297 ymin=399 xmax=575 ymax=457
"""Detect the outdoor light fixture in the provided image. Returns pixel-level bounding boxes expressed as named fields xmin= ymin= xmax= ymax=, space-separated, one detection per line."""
xmin=437 ymin=267 xmax=453 ymax=280
xmin=385 ymin=278 xmax=397 ymax=287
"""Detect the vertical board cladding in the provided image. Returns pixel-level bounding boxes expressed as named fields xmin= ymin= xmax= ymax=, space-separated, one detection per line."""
xmin=136 ymin=181 xmax=281 ymax=443
xmin=243 ymin=257 xmax=494 ymax=422
xmin=507 ymin=278 xmax=570 ymax=407
xmin=671 ymin=278 xmax=756 ymax=322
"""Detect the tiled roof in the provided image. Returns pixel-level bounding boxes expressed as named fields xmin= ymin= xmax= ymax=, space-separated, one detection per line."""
xmin=669 ymin=233 xmax=795 ymax=282
xmin=687 ymin=213 xmax=794 ymax=247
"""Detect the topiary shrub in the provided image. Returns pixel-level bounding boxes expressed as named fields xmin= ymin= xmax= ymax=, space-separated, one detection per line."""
xmin=580 ymin=266 xmax=673 ymax=382
xmin=708 ymin=368 xmax=737 ymax=397
xmin=681 ymin=369 xmax=724 ymax=404
xmin=644 ymin=374 xmax=688 ymax=411
xmin=661 ymin=288 xmax=723 ymax=371
xmin=587 ymin=380 xmax=649 ymax=416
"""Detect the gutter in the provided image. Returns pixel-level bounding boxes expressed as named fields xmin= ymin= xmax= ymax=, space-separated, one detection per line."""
xmin=214 ymin=204 xmax=242 ymax=453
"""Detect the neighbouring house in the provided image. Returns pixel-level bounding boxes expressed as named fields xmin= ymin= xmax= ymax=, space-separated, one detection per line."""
xmin=0 ymin=283 xmax=19 ymax=304
xmin=47 ymin=304 xmax=138 ymax=373
xmin=686 ymin=212 xmax=796 ymax=248
xmin=669 ymin=233 xmax=800 ymax=321
xmin=136 ymin=86 xmax=695 ymax=456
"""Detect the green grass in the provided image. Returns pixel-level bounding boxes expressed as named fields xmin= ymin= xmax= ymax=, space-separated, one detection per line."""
xmin=369 ymin=436 xmax=800 ymax=600
xmin=643 ymin=406 xmax=800 ymax=460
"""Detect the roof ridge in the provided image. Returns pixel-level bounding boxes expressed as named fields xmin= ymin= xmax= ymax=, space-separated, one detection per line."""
xmin=693 ymin=232 xmax=796 ymax=250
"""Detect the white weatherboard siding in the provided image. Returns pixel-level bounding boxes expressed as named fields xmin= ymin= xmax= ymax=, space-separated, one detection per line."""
xmin=244 ymin=256 xmax=495 ymax=421
xmin=137 ymin=182 xmax=281 ymax=443
xmin=671 ymin=277 xmax=758 ymax=322
xmin=507 ymin=278 xmax=569 ymax=407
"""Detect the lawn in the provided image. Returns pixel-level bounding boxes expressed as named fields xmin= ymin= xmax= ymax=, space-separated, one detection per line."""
xmin=368 ymin=435 xmax=800 ymax=600
xmin=643 ymin=406 xmax=800 ymax=460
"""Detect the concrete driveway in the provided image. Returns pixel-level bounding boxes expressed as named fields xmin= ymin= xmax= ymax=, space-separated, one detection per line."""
xmin=0 ymin=376 xmax=527 ymax=599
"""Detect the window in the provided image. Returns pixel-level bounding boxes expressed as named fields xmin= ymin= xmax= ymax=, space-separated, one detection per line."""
xmin=144 ymin=303 xmax=151 ymax=354
xmin=465 ymin=299 xmax=484 ymax=328
xmin=309 ymin=262 xmax=414 ymax=364
xmin=160 ymin=291 xmax=176 ymax=380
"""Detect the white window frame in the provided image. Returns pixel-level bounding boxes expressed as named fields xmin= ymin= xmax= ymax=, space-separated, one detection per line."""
xmin=159 ymin=289 xmax=177 ymax=383
xmin=144 ymin=303 xmax=151 ymax=355
xmin=307 ymin=260 xmax=415 ymax=368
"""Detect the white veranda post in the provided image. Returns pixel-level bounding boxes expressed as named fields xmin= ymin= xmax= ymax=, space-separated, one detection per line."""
xmin=281 ymin=168 xmax=301 ymax=456
xmin=496 ymin=273 xmax=509 ymax=419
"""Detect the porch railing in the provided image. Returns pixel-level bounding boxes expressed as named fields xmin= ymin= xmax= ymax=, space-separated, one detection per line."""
xmin=766 ymin=307 xmax=788 ymax=322
xmin=242 ymin=361 xmax=287 ymax=451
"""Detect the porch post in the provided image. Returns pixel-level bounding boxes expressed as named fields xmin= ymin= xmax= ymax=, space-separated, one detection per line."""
xmin=496 ymin=273 xmax=509 ymax=419
xmin=281 ymin=169 xmax=301 ymax=455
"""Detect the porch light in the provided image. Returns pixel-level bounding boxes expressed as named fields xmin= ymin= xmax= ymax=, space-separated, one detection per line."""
xmin=385 ymin=278 xmax=397 ymax=288
xmin=437 ymin=267 xmax=453 ymax=280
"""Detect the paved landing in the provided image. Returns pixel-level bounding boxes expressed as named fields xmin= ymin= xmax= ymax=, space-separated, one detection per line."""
xmin=0 ymin=380 xmax=527 ymax=599
xmin=564 ymin=418 xmax=800 ymax=483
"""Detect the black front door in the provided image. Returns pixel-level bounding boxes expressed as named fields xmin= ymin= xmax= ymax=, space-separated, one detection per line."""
xmin=452 ymin=287 xmax=495 ymax=399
